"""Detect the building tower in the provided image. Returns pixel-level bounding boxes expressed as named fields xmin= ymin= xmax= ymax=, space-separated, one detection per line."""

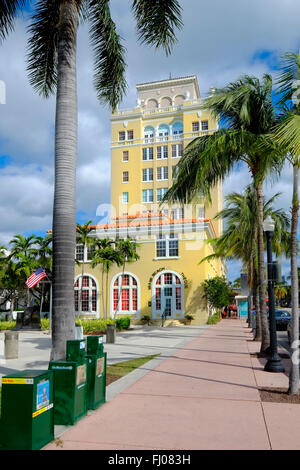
xmin=75 ymin=75 xmax=225 ymax=324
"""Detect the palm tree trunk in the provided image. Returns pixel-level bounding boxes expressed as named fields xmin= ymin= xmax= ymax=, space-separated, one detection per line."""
xmin=106 ymin=271 xmax=109 ymax=319
xmin=252 ymin=265 xmax=262 ymax=339
xmin=289 ymin=163 xmax=299 ymax=395
xmin=81 ymin=255 xmax=85 ymax=315
xmin=114 ymin=262 xmax=125 ymax=318
xmin=255 ymin=181 xmax=270 ymax=353
xmin=51 ymin=2 xmax=78 ymax=361
xmin=102 ymin=266 xmax=105 ymax=319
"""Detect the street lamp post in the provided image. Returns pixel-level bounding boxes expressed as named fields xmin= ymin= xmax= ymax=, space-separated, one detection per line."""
xmin=263 ymin=216 xmax=285 ymax=373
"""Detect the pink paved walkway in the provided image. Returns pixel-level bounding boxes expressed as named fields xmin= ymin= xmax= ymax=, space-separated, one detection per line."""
xmin=44 ymin=320 xmax=300 ymax=450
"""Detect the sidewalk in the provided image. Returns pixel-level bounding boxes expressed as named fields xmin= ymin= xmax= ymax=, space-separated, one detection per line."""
xmin=43 ymin=319 xmax=300 ymax=450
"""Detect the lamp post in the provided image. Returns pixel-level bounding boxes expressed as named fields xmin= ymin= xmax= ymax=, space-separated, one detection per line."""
xmin=263 ymin=215 xmax=285 ymax=373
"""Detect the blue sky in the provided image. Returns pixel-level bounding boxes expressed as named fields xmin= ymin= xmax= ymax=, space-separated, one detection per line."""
xmin=0 ymin=0 xmax=300 ymax=282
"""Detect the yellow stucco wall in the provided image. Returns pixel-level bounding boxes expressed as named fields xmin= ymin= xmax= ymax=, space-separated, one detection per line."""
xmin=76 ymin=77 xmax=225 ymax=325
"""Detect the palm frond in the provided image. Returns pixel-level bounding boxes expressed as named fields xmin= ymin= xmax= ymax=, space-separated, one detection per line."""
xmin=27 ymin=0 xmax=61 ymax=98
xmin=201 ymin=74 xmax=275 ymax=134
xmin=0 ymin=0 xmax=26 ymax=42
xmin=88 ymin=0 xmax=127 ymax=111
xmin=163 ymin=129 xmax=242 ymax=204
xmin=131 ymin=0 xmax=183 ymax=56
xmin=275 ymin=51 xmax=300 ymax=106
xmin=274 ymin=113 xmax=300 ymax=161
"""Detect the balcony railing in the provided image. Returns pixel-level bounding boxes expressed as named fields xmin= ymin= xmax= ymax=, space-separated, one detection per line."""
xmin=111 ymin=99 xmax=203 ymax=118
xmin=112 ymin=129 xmax=216 ymax=146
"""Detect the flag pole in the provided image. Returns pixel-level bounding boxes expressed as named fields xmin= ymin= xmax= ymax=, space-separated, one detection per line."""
xmin=40 ymin=282 xmax=44 ymax=318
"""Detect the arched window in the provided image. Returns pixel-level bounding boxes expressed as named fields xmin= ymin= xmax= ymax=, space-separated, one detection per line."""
xmin=160 ymin=96 xmax=172 ymax=107
xmin=174 ymin=95 xmax=185 ymax=105
xmin=144 ymin=126 xmax=155 ymax=143
xmin=112 ymin=273 xmax=139 ymax=315
xmin=74 ymin=275 xmax=98 ymax=314
xmin=152 ymin=271 xmax=184 ymax=318
xmin=172 ymin=121 xmax=183 ymax=139
xmin=158 ymin=123 xmax=169 ymax=142
xmin=147 ymin=98 xmax=158 ymax=109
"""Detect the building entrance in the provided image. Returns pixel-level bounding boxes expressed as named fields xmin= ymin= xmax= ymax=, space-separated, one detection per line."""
xmin=153 ymin=271 xmax=184 ymax=319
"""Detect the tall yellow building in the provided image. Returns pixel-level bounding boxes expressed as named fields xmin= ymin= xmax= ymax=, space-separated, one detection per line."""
xmin=75 ymin=75 xmax=225 ymax=324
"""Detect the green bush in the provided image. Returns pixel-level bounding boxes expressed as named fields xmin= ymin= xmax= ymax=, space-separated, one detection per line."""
xmin=207 ymin=313 xmax=221 ymax=325
xmin=75 ymin=317 xmax=130 ymax=334
xmin=0 ymin=317 xmax=132 ymax=334
xmin=41 ymin=318 xmax=49 ymax=330
xmin=0 ymin=321 xmax=16 ymax=330
xmin=115 ymin=316 xmax=131 ymax=331
xmin=76 ymin=318 xmax=112 ymax=334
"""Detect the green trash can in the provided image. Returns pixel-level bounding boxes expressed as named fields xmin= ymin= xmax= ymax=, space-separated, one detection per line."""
xmin=86 ymin=335 xmax=107 ymax=410
xmin=48 ymin=339 xmax=87 ymax=425
xmin=0 ymin=370 xmax=54 ymax=450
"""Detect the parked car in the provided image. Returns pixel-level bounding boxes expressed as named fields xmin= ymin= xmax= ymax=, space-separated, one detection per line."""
xmin=268 ymin=309 xmax=291 ymax=330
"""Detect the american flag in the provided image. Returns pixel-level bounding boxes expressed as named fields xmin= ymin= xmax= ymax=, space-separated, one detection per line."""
xmin=25 ymin=267 xmax=47 ymax=288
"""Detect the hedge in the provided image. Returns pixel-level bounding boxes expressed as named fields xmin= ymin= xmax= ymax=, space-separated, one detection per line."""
xmin=207 ymin=313 xmax=222 ymax=325
xmin=0 ymin=316 xmax=131 ymax=334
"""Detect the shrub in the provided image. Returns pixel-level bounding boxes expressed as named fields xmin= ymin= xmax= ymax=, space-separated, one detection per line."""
xmin=41 ymin=318 xmax=49 ymax=330
xmin=207 ymin=313 xmax=221 ymax=325
xmin=184 ymin=314 xmax=194 ymax=321
xmin=115 ymin=316 xmax=131 ymax=331
xmin=76 ymin=319 xmax=111 ymax=334
xmin=0 ymin=321 xmax=16 ymax=331
xmin=75 ymin=317 xmax=131 ymax=334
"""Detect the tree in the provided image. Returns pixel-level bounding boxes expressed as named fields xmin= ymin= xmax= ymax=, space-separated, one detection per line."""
xmin=274 ymin=50 xmax=300 ymax=394
xmin=201 ymin=276 xmax=234 ymax=312
xmin=165 ymin=74 xmax=284 ymax=354
xmin=274 ymin=282 xmax=289 ymax=306
xmin=9 ymin=234 xmax=38 ymax=306
xmin=199 ymin=185 xmax=290 ymax=336
xmin=113 ymin=238 xmax=140 ymax=318
xmin=90 ymin=240 xmax=122 ymax=319
xmin=0 ymin=234 xmax=53 ymax=314
xmin=0 ymin=0 xmax=183 ymax=360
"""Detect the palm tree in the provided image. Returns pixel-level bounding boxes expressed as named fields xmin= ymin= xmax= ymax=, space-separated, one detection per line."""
xmin=32 ymin=234 xmax=53 ymax=314
xmin=91 ymin=241 xmax=122 ymax=319
xmin=113 ymin=238 xmax=140 ymax=318
xmin=9 ymin=234 xmax=36 ymax=260
xmin=274 ymin=282 xmax=289 ymax=306
xmin=0 ymin=0 xmax=183 ymax=360
xmin=165 ymin=74 xmax=284 ymax=354
xmin=274 ymin=50 xmax=300 ymax=394
xmin=199 ymin=185 xmax=290 ymax=337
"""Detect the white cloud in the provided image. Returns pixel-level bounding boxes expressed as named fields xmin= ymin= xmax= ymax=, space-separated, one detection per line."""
xmin=0 ymin=0 xmax=300 ymax=283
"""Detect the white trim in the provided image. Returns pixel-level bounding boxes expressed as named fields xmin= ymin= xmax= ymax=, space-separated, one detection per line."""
xmin=74 ymin=273 xmax=100 ymax=318
xmin=110 ymin=272 xmax=141 ymax=319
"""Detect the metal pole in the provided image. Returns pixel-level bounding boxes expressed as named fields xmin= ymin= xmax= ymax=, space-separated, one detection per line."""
xmin=264 ymin=231 xmax=285 ymax=372
xmin=49 ymin=282 xmax=52 ymax=335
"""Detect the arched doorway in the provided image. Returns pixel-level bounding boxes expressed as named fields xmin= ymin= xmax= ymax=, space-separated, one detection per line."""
xmin=152 ymin=271 xmax=184 ymax=319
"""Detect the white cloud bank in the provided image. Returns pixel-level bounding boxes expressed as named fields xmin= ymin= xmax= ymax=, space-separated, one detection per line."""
xmin=0 ymin=0 xmax=299 ymax=280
